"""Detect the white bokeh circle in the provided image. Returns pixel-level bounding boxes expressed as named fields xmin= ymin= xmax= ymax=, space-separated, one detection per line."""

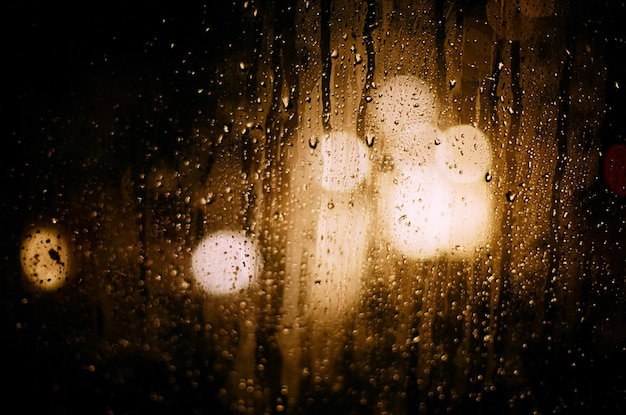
xmin=191 ymin=230 xmax=262 ymax=295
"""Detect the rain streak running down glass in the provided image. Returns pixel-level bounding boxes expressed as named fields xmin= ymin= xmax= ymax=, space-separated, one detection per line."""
xmin=2 ymin=0 xmax=626 ymax=414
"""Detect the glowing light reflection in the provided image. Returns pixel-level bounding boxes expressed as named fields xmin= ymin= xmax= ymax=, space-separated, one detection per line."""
xmin=321 ymin=130 xmax=370 ymax=192
xmin=386 ymin=124 xmax=440 ymax=171
xmin=310 ymin=197 xmax=369 ymax=318
xmin=436 ymin=124 xmax=492 ymax=183
xmin=373 ymin=76 xmax=493 ymax=259
xmin=370 ymin=75 xmax=439 ymax=132
xmin=20 ymin=226 xmax=71 ymax=291
xmin=191 ymin=230 xmax=262 ymax=295
xmin=378 ymin=167 xmax=454 ymax=258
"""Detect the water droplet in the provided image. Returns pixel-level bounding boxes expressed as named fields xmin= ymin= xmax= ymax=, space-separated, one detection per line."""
xmin=204 ymin=192 xmax=215 ymax=205
xmin=449 ymin=79 xmax=456 ymax=89
xmin=355 ymin=53 xmax=362 ymax=64
xmin=330 ymin=49 xmax=338 ymax=59
xmin=309 ymin=136 xmax=319 ymax=149
xmin=485 ymin=172 xmax=492 ymax=182
xmin=327 ymin=200 xmax=335 ymax=209
xmin=366 ymin=133 xmax=375 ymax=147
xmin=506 ymin=191 xmax=517 ymax=202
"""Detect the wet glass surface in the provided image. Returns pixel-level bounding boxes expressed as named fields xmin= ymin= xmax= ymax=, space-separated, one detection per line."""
xmin=2 ymin=1 xmax=626 ymax=413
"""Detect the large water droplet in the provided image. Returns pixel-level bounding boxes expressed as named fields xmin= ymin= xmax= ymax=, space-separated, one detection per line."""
xmin=506 ymin=191 xmax=517 ymax=202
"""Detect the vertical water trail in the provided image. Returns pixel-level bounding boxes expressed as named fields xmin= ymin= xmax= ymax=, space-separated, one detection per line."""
xmin=230 ymin=3 xmax=273 ymax=413
xmin=544 ymin=0 xmax=576 ymax=354
xmin=479 ymin=33 xmax=505 ymax=386
xmin=434 ymin=0 xmax=448 ymax=103
xmin=320 ymin=0 xmax=332 ymax=131
xmin=357 ymin=0 xmax=377 ymax=139
xmin=230 ymin=0 xmax=300 ymax=411
xmin=496 ymin=37 xmax=521 ymax=374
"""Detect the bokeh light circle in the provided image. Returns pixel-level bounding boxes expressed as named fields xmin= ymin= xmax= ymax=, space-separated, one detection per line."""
xmin=191 ymin=230 xmax=262 ymax=295
xmin=436 ymin=124 xmax=492 ymax=183
xmin=20 ymin=226 xmax=71 ymax=291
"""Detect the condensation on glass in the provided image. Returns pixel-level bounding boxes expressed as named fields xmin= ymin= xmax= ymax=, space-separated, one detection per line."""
xmin=3 ymin=0 xmax=626 ymax=414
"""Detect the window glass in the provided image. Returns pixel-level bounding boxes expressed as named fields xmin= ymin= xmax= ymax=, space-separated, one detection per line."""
xmin=3 ymin=1 xmax=625 ymax=413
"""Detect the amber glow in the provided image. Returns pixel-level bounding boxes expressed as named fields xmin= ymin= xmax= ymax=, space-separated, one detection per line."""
xmin=374 ymin=78 xmax=493 ymax=259
xmin=20 ymin=226 xmax=71 ymax=291
xmin=321 ymin=130 xmax=371 ymax=192
xmin=297 ymin=76 xmax=495 ymax=321
xmin=436 ymin=124 xmax=492 ymax=184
